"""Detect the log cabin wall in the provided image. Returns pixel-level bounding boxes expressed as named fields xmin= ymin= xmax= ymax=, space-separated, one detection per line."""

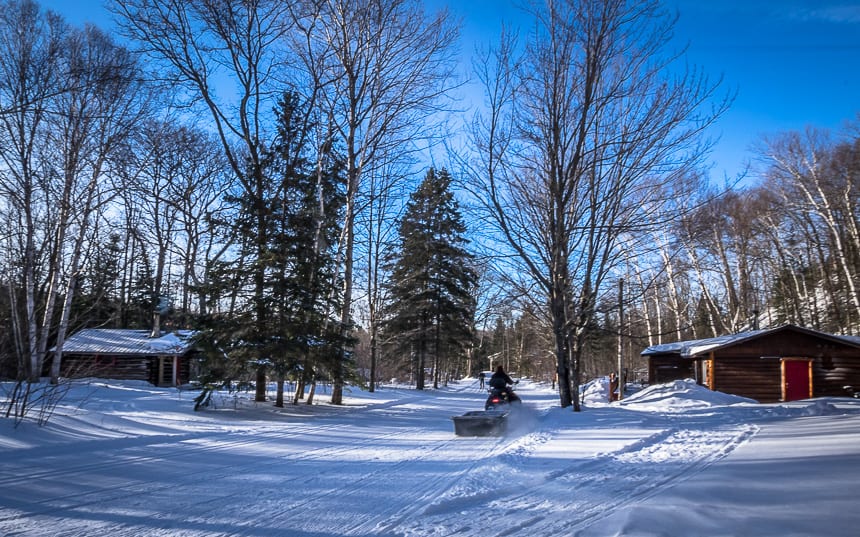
xmin=709 ymin=331 xmax=860 ymax=402
xmin=62 ymin=354 xmax=152 ymax=382
xmin=644 ymin=326 xmax=860 ymax=403
xmin=648 ymin=356 xmax=695 ymax=384
xmin=813 ymin=354 xmax=860 ymax=397
xmin=711 ymin=357 xmax=782 ymax=402
xmin=61 ymin=353 xmax=192 ymax=386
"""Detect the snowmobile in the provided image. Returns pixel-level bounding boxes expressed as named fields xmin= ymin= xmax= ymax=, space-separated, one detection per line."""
xmin=451 ymin=381 xmax=522 ymax=436
xmin=484 ymin=381 xmax=521 ymax=411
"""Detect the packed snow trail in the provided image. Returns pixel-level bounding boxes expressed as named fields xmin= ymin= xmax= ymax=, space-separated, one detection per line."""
xmin=3 ymin=378 xmax=858 ymax=536
xmin=395 ymin=410 xmax=757 ymax=536
xmin=0 ymin=381 xmax=514 ymax=536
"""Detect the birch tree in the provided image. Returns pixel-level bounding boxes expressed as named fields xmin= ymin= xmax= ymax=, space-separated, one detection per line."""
xmin=45 ymin=24 xmax=148 ymax=383
xmin=113 ymin=0 xmax=293 ymax=401
xmin=290 ymin=0 xmax=459 ymax=403
xmin=355 ymin=158 xmax=408 ymax=392
xmin=0 ymin=0 xmax=147 ymax=392
xmin=0 ymin=0 xmax=64 ymax=382
xmin=761 ymin=127 xmax=860 ymax=331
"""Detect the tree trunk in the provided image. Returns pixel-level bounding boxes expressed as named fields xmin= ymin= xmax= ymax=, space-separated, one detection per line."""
xmin=416 ymin=338 xmax=426 ymax=391
xmin=293 ymin=374 xmax=305 ymax=404
xmin=25 ymin=208 xmax=38 ymax=382
xmin=255 ymin=366 xmax=267 ymax=402
xmin=369 ymin=326 xmax=378 ymax=392
xmin=306 ymin=380 xmax=316 ymax=405
xmin=332 ymin=146 xmax=358 ymax=404
xmin=552 ymin=298 xmax=573 ymax=408
xmin=37 ymin=187 xmax=70 ymax=382
xmin=275 ymin=374 xmax=285 ymax=408
xmin=254 ymin=168 xmax=268 ymax=402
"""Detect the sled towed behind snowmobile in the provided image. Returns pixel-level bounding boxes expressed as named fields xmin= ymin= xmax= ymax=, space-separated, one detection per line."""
xmin=451 ymin=409 xmax=509 ymax=436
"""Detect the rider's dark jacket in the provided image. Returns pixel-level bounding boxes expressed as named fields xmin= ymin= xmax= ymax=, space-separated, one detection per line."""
xmin=489 ymin=371 xmax=513 ymax=390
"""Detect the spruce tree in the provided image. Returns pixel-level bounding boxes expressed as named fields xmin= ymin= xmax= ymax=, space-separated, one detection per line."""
xmin=383 ymin=168 xmax=477 ymax=389
xmin=267 ymin=92 xmax=348 ymax=405
xmin=195 ymin=91 xmax=346 ymax=407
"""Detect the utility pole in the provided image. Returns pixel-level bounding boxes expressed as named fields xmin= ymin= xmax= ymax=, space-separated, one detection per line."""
xmin=617 ymin=279 xmax=624 ymax=401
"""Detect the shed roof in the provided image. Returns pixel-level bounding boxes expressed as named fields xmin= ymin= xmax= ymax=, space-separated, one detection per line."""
xmin=640 ymin=324 xmax=860 ymax=358
xmin=58 ymin=329 xmax=196 ymax=356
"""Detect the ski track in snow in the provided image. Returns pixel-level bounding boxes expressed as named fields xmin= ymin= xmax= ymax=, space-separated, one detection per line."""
xmin=0 ymin=381 xmax=763 ymax=537
xmin=0 ymin=388 xmax=512 ymax=537
xmin=398 ymin=418 xmax=758 ymax=537
xmin=1 ymin=421 xmax=385 ymax=536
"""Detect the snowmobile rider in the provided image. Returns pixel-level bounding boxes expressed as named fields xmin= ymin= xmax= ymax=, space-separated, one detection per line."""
xmin=488 ymin=365 xmax=515 ymax=396
xmin=484 ymin=365 xmax=522 ymax=409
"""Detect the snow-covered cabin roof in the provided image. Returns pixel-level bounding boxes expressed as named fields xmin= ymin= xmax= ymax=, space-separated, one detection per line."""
xmin=641 ymin=324 xmax=860 ymax=358
xmin=58 ymin=329 xmax=196 ymax=356
xmin=840 ymin=335 xmax=860 ymax=346
xmin=641 ymin=329 xmax=769 ymax=357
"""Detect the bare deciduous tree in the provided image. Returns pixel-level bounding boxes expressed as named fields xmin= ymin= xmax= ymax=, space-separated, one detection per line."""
xmin=45 ymin=24 xmax=149 ymax=383
xmin=761 ymin=126 xmax=860 ymax=330
xmin=113 ymin=0 xmax=293 ymax=401
xmin=0 ymin=0 xmax=65 ymax=382
xmin=290 ymin=0 xmax=460 ymax=403
xmin=354 ymin=157 xmax=409 ymax=392
xmin=470 ymin=0 xmax=727 ymax=409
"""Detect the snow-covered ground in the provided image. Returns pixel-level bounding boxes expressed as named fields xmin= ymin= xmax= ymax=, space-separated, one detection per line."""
xmin=2 ymin=376 xmax=859 ymax=536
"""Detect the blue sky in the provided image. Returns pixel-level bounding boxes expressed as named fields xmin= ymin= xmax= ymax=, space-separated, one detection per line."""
xmin=449 ymin=0 xmax=860 ymax=183
xmin=40 ymin=0 xmax=860 ymax=184
xmin=666 ymin=0 xmax=860 ymax=181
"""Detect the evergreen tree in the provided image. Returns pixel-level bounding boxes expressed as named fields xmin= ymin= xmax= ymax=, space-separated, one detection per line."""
xmin=382 ymin=168 xmax=477 ymax=389
xmin=195 ymin=91 xmax=347 ymax=407
xmin=263 ymin=91 xmax=348 ymax=406
xmin=72 ymin=232 xmax=123 ymax=328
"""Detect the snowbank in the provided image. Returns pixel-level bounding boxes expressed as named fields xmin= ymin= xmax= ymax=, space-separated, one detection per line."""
xmin=580 ymin=375 xmax=612 ymax=404
xmin=620 ymin=378 xmax=757 ymax=410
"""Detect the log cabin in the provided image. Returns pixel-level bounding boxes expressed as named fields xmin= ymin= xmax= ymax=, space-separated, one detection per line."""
xmin=641 ymin=324 xmax=860 ymax=403
xmin=54 ymin=329 xmax=197 ymax=387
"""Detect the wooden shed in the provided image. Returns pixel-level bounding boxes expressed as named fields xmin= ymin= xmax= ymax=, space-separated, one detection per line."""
xmin=55 ymin=329 xmax=197 ymax=387
xmin=641 ymin=324 xmax=860 ymax=403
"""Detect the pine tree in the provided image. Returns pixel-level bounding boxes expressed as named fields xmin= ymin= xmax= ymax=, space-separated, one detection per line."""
xmin=72 ymin=232 xmax=123 ymax=327
xmin=382 ymin=168 xmax=477 ymax=389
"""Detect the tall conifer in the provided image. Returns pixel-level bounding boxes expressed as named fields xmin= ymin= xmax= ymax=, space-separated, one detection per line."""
xmin=195 ymin=91 xmax=346 ymax=407
xmin=383 ymin=168 xmax=477 ymax=389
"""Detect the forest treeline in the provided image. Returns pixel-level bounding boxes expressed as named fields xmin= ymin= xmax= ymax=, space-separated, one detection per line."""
xmin=0 ymin=0 xmax=858 ymax=411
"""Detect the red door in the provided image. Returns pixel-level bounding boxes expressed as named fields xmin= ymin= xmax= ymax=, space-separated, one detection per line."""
xmin=782 ymin=359 xmax=811 ymax=401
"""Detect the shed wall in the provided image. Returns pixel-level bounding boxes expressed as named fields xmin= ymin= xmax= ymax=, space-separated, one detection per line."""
xmin=61 ymin=354 xmax=192 ymax=386
xmin=648 ymin=356 xmax=695 ymax=384
xmin=711 ymin=358 xmax=782 ymax=402
xmin=710 ymin=331 xmax=860 ymax=402
xmin=813 ymin=355 xmax=860 ymax=397
xmin=645 ymin=328 xmax=860 ymax=403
